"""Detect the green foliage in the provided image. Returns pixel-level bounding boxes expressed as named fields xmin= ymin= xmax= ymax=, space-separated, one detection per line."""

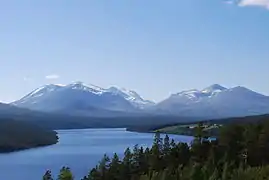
xmin=47 ymin=119 xmax=269 ymax=180
xmin=57 ymin=167 xmax=74 ymax=180
xmin=163 ymin=135 xmax=170 ymax=156
xmin=231 ymin=166 xmax=269 ymax=180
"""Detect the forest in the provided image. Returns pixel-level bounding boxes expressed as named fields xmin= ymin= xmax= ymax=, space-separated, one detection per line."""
xmin=0 ymin=119 xmax=58 ymax=152
xmin=126 ymin=114 xmax=269 ymax=134
xmin=43 ymin=116 xmax=269 ymax=180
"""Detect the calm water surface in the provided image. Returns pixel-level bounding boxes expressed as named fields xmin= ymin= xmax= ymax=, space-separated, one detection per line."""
xmin=0 ymin=128 xmax=193 ymax=180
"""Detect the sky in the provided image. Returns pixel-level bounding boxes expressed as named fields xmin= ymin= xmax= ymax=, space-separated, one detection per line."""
xmin=0 ymin=0 xmax=269 ymax=103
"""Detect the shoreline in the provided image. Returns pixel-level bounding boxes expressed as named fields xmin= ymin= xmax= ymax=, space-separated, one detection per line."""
xmin=0 ymin=131 xmax=59 ymax=154
xmin=0 ymin=141 xmax=59 ymax=154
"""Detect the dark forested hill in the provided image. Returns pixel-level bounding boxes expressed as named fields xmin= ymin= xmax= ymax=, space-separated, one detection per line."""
xmin=0 ymin=119 xmax=58 ymax=153
xmin=127 ymin=114 xmax=269 ymax=135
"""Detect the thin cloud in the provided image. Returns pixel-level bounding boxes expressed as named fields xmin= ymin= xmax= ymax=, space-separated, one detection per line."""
xmin=224 ymin=0 xmax=235 ymax=4
xmin=223 ymin=0 xmax=269 ymax=9
xmin=23 ymin=77 xmax=32 ymax=81
xmin=45 ymin=74 xmax=60 ymax=80
xmin=237 ymin=0 xmax=269 ymax=9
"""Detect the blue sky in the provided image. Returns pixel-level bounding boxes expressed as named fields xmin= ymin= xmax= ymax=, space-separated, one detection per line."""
xmin=1 ymin=0 xmax=269 ymax=102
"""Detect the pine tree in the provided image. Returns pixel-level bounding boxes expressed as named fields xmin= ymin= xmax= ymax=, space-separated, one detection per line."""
xmin=43 ymin=170 xmax=53 ymax=180
xmin=109 ymin=153 xmax=121 ymax=180
xmin=133 ymin=144 xmax=141 ymax=173
xmin=86 ymin=167 xmax=101 ymax=180
xmin=144 ymin=147 xmax=151 ymax=173
xmin=170 ymin=139 xmax=176 ymax=149
xmin=150 ymin=132 xmax=163 ymax=171
xmin=138 ymin=146 xmax=147 ymax=173
xmin=163 ymin=134 xmax=170 ymax=157
xmin=96 ymin=154 xmax=110 ymax=180
xmin=57 ymin=167 xmax=74 ymax=180
xmin=122 ymin=147 xmax=133 ymax=180
xmin=153 ymin=131 xmax=163 ymax=152
xmin=123 ymin=147 xmax=133 ymax=167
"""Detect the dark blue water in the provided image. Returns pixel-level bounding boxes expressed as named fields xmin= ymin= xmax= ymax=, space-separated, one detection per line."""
xmin=0 ymin=128 xmax=193 ymax=180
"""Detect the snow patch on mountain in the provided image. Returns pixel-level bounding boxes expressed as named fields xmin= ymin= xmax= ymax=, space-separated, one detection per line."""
xmin=15 ymin=84 xmax=63 ymax=105
xmin=65 ymin=81 xmax=106 ymax=95
xmin=12 ymin=83 xmax=269 ymax=118
xmin=201 ymin=84 xmax=227 ymax=93
xmin=108 ymin=86 xmax=155 ymax=108
xmin=170 ymin=84 xmax=227 ymax=103
xmin=156 ymin=84 xmax=269 ymax=118
xmin=12 ymin=82 xmax=154 ymax=110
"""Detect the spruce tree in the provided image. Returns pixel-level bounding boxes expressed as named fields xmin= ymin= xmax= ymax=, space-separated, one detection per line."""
xmin=86 ymin=167 xmax=101 ymax=180
xmin=57 ymin=167 xmax=74 ymax=180
xmin=153 ymin=131 xmax=163 ymax=152
xmin=43 ymin=170 xmax=53 ymax=180
xmin=122 ymin=147 xmax=133 ymax=180
xmin=163 ymin=134 xmax=170 ymax=157
xmin=98 ymin=154 xmax=110 ymax=179
xmin=109 ymin=153 xmax=121 ymax=180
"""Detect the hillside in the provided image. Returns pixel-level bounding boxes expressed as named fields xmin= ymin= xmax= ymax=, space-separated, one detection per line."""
xmin=1 ymin=102 xmax=199 ymax=130
xmin=154 ymin=84 xmax=269 ymax=118
xmin=0 ymin=119 xmax=58 ymax=153
xmin=127 ymin=114 xmax=269 ymax=136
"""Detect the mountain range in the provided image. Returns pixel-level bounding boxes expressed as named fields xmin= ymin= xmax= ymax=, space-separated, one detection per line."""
xmin=10 ymin=82 xmax=269 ymax=119
xmin=11 ymin=82 xmax=154 ymax=117
xmin=156 ymin=84 xmax=269 ymax=118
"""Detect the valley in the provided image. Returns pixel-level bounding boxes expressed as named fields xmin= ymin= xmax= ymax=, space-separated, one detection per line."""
xmin=1 ymin=0 xmax=268 ymax=179
xmin=1 ymin=82 xmax=269 ymax=180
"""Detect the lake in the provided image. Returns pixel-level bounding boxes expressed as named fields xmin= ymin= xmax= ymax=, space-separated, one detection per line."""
xmin=0 ymin=128 xmax=193 ymax=180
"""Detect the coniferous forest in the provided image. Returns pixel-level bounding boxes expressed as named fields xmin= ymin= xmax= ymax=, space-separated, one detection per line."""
xmin=43 ymin=120 xmax=269 ymax=180
xmin=0 ymin=119 xmax=58 ymax=153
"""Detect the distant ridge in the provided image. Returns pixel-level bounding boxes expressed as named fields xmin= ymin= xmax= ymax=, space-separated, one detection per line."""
xmin=10 ymin=82 xmax=269 ymax=118
xmin=155 ymin=84 xmax=269 ymax=118
xmin=11 ymin=82 xmax=154 ymax=116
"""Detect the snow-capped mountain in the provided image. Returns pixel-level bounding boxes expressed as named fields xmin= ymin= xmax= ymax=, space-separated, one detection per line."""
xmin=155 ymin=84 xmax=269 ymax=118
xmin=107 ymin=87 xmax=155 ymax=108
xmin=12 ymin=82 xmax=154 ymax=115
xmin=11 ymin=83 xmax=269 ymax=118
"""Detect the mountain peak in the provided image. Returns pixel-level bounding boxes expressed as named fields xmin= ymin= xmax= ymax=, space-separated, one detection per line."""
xmin=202 ymin=84 xmax=227 ymax=93
xmin=66 ymin=82 xmax=104 ymax=93
xmin=69 ymin=81 xmax=84 ymax=86
xmin=12 ymin=82 xmax=154 ymax=111
xmin=107 ymin=86 xmax=155 ymax=107
xmin=108 ymin=86 xmax=143 ymax=100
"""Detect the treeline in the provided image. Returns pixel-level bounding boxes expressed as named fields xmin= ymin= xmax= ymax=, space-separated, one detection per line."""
xmin=0 ymin=119 xmax=58 ymax=152
xmin=127 ymin=114 xmax=269 ymax=134
xmin=44 ymin=120 xmax=269 ymax=180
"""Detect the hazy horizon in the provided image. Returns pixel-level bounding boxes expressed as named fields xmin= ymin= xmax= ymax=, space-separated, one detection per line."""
xmin=1 ymin=0 xmax=269 ymax=102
